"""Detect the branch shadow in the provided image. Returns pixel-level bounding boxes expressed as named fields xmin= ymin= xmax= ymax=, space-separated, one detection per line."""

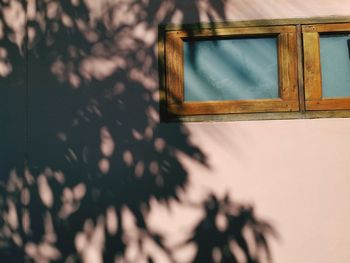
xmin=0 ymin=1 xmax=277 ymax=262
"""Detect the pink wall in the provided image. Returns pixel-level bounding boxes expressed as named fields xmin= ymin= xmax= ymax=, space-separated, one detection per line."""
xmin=169 ymin=119 xmax=350 ymax=263
xmin=1 ymin=1 xmax=349 ymax=262
xmin=150 ymin=1 xmax=350 ymax=262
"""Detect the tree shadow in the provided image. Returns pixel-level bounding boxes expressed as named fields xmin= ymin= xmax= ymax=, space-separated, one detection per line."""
xmin=184 ymin=194 xmax=278 ymax=263
xmin=0 ymin=1 xmax=277 ymax=262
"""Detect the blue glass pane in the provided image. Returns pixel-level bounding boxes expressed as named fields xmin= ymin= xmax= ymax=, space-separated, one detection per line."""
xmin=184 ymin=37 xmax=279 ymax=101
xmin=320 ymin=35 xmax=350 ymax=98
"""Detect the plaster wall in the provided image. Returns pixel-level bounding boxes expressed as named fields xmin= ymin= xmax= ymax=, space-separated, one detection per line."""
xmin=1 ymin=0 xmax=350 ymax=262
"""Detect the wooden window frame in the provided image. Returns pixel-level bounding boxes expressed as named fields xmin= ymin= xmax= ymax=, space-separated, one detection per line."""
xmin=303 ymin=22 xmax=350 ymax=111
xmin=158 ymin=17 xmax=350 ymax=122
xmin=165 ymin=26 xmax=299 ymax=116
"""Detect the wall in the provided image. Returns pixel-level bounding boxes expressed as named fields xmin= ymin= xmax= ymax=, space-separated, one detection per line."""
xmin=0 ymin=1 xmax=349 ymax=262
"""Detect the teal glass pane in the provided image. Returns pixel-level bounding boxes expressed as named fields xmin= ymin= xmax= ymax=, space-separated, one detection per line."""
xmin=320 ymin=34 xmax=350 ymax=98
xmin=184 ymin=37 xmax=279 ymax=101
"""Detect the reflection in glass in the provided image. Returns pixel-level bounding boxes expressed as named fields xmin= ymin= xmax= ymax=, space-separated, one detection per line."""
xmin=320 ymin=34 xmax=350 ymax=98
xmin=184 ymin=37 xmax=279 ymax=101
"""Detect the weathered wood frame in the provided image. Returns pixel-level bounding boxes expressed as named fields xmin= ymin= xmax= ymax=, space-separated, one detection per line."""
xmin=303 ymin=23 xmax=350 ymax=111
xmin=158 ymin=17 xmax=350 ymax=122
xmin=165 ymin=26 xmax=299 ymax=116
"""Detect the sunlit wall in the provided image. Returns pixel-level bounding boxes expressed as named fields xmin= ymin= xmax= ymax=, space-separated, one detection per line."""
xmin=1 ymin=1 xmax=350 ymax=263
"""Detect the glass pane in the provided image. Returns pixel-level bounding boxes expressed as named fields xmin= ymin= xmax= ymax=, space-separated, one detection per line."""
xmin=320 ymin=34 xmax=350 ymax=98
xmin=184 ymin=37 xmax=279 ymax=101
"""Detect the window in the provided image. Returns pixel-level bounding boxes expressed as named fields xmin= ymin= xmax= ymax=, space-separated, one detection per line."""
xmin=303 ymin=23 xmax=350 ymax=111
xmin=158 ymin=17 xmax=350 ymax=121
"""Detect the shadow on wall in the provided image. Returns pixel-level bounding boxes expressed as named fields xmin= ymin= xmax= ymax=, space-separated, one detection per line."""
xmin=0 ymin=1 xmax=277 ymax=262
